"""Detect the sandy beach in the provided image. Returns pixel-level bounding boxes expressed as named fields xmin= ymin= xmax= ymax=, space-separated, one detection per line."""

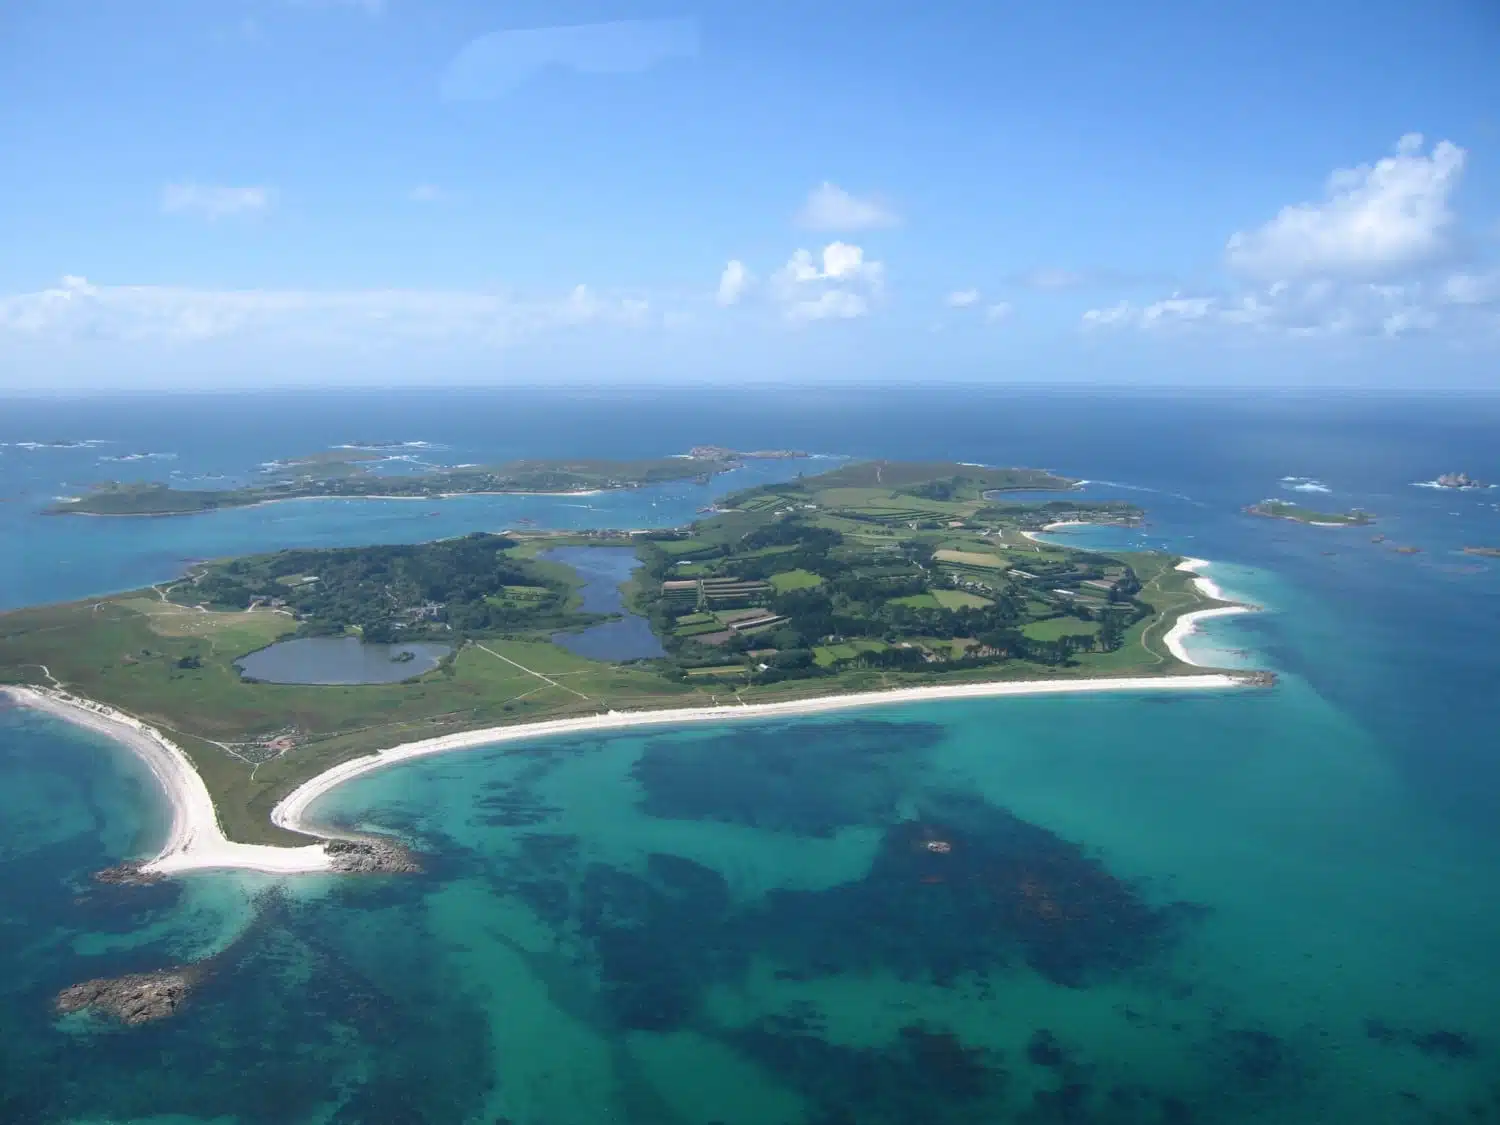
xmin=1 ymin=686 xmax=332 ymax=875
xmin=1163 ymin=558 xmax=1254 ymax=664
xmin=5 ymin=558 xmax=1257 ymax=876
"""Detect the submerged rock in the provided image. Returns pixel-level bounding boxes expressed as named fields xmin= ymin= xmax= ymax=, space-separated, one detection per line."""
xmin=325 ymin=837 xmax=422 ymax=874
xmin=56 ymin=966 xmax=202 ymax=1025
xmin=92 ymin=860 xmax=161 ymax=886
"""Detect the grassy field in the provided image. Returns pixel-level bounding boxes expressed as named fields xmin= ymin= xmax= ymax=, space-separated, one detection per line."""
xmin=1023 ymin=617 xmax=1102 ymax=642
xmin=768 ymin=568 xmax=825 ymax=592
xmin=933 ymin=548 xmax=1009 ymax=569
xmin=931 ymin=589 xmax=992 ymax=609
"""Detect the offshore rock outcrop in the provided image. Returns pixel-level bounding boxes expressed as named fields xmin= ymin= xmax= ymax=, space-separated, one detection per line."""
xmin=55 ymin=966 xmax=204 ymax=1026
xmin=325 ymin=837 xmax=422 ymax=874
xmin=92 ymin=860 xmax=162 ymax=886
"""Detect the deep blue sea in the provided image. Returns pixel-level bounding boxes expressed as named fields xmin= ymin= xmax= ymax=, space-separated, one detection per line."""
xmin=2 ymin=388 xmax=1498 ymax=1124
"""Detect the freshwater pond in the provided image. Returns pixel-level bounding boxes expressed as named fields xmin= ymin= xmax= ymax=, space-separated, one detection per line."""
xmin=234 ymin=636 xmax=453 ymax=684
xmin=542 ymin=546 xmax=667 ymax=661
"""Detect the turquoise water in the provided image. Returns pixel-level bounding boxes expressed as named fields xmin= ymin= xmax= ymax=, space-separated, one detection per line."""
xmin=2 ymin=389 xmax=1499 ymax=1122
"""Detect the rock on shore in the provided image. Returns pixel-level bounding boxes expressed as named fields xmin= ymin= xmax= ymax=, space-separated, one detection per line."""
xmin=56 ymin=966 xmax=202 ymax=1025
xmin=325 ymin=837 xmax=422 ymax=874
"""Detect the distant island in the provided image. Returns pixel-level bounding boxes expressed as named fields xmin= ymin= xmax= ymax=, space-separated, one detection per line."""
xmin=1462 ymin=546 xmax=1500 ymax=558
xmin=48 ymin=450 xmax=1076 ymax=517
xmin=3 ymin=458 xmax=1261 ymax=866
xmin=1246 ymin=499 xmax=1373 ymax=527
xmin=1430 ymin=472 xmax=1488 ymax=490
xmin=49 ymin=451 xmax=763 ymax=517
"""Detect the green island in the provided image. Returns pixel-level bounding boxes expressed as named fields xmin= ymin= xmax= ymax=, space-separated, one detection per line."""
xmin=47 ymin=449 xmax=831 ymax=517
xmin=1246 ymin=499 xmax=1373 ymax=526
xmin=1 ymin=459 xmax=1255 ymax=846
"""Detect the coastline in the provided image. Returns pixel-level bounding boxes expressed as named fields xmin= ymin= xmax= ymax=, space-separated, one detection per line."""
xmin=0 ymin=685 xmax=332 ymax=875
xmin=54 ymin=488 xmax=608 ymax=518
xmin=7 ymin=670 xmax=1247 ymax=877
xmin=269 ymin=673 xmax=1246 ymax=841
xmin=1163 ymin=558 xmax=1254 ymax=664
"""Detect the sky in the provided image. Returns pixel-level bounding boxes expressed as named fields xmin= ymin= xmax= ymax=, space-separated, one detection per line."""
xmin=1 ymin=0 xmax=1498 ymax=390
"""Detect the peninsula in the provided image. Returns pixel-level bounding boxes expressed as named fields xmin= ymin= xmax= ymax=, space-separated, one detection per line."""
xmin=2 ymin=460 xmax=1263 ymax=872
xmin=1246 ymin=499 xmax=1373 ymax=526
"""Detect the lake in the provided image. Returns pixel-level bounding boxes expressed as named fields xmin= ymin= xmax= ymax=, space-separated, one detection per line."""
xmin=543 ymin=545 xmax=667 ymax=661
xmin=234 ymin=636 xmax=453 ymax=684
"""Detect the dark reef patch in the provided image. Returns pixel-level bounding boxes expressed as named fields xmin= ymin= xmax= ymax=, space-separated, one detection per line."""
xmin=740 ymin=791 xmax=1204 ymax=988
xmin=631 ymin=719 xmax=946 ymax=837
xmin=1366 ymin=1018 xmax=1480 ymax=1060
xmin=728 ymin=1018 xmax=1008 ymax=1125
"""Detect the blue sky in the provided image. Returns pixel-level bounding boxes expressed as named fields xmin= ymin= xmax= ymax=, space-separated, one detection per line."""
xmin=2 ymin=0 xmax=1497 ymax=389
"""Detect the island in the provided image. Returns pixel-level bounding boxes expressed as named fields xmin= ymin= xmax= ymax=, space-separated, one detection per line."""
xmin=1246 ymin=499 xmax=1373 ymax=526
xmin=2 ymin=459 xmax=1263 ymax=872
xmin=1462 ymin=546 xmax=1500 ymax=558
xmin=44 ymin=452 xmax=769 ymax=517
xmin=1430 ymin=472 xmax=1488 ymax=490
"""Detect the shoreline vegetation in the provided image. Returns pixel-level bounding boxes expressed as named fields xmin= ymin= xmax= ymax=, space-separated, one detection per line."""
xmin=1 ymin=458 xmax=1269 ymax=875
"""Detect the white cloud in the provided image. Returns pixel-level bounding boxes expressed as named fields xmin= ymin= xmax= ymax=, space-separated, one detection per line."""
xmin=946 ymin=289 xmax=980 ymax=308
xmin=1081 ymin=274 xmax=1498 ymax=341
xmin=716 ymin=260 xmax=751 ymax=306
xmin=1442 ymin=271 xmax=1500 ymax=306
xmin=1226 ymin=134 xmax=1467 ymax=280
xmin=795 ymin=183 xmax=899 ymax=232
xmin=985 ymin=302 xmax=1013 ymax=322
xmin=786 ymin=290 xmax=869 ymax=322
xmin=408 ymin=184 xmax=451 ymax=203
xmin=770 ymin=242 xmax=884 ymax=322
xmin=161 ymin=183 xmax=271 ymax=220
xmin=0 ymin=276 xmax=654 ymax=347
xmin=441 ymin=19 xmax=697 ymax=99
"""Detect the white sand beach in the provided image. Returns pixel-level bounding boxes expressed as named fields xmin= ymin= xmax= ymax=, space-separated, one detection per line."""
xmin=6 ymin=553 xmax=1260 ymax=877
xmin=6 ymin=671 xmax=1244 ymax=876
xmin=2 ymin=686 xmax=332 ymax=875
xmin=270 ymin=674 xmax=1242 ymax=840
xmin=1163 ymin=558 xmax=1253 ymax=664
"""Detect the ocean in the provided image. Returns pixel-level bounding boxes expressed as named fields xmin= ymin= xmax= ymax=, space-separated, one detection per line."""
xmin=2 ymin=387 xmax=1498 ymax=1123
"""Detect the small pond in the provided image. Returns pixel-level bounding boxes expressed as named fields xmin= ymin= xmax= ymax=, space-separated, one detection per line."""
xmin=235 ymin=636 xmax=453 ymax=685
xmin=542 ymin=545 xmax=667 ymax=661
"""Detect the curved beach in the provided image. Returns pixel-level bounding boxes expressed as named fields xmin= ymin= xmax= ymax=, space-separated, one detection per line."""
xmin=271 ymin=672 xmax=1244 ymax=841
xmin=1164 ymin=558 xmax=1254 ymax=663
xmin=5 ymin=561 xmax=1255 ymax=876
xmin=2 ymin=685 xmax=331 ymax=874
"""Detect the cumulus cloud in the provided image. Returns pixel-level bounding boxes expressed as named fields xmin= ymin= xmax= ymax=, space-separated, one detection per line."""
xmin=0 ymin=276 xmax=653 ymax=346
xmin=161 ymin=183 xmax=271 ymax=219
xmin=946 ymin=289 xmax=980 ymax=308
xmin=795 ymin=183 xmax=900 ymax=232
xmin=440 ymin=19 xmax=697 ymax=99
xmin=716 ymin=260 xmax=750 ymax=306
xmin=1226 ymin=134 xmax=1467 ymax=280
xmin=985 ymin=302 xmax=1013 ymax=322
xmin=770 ymin=242 xmax=884 ymax=322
